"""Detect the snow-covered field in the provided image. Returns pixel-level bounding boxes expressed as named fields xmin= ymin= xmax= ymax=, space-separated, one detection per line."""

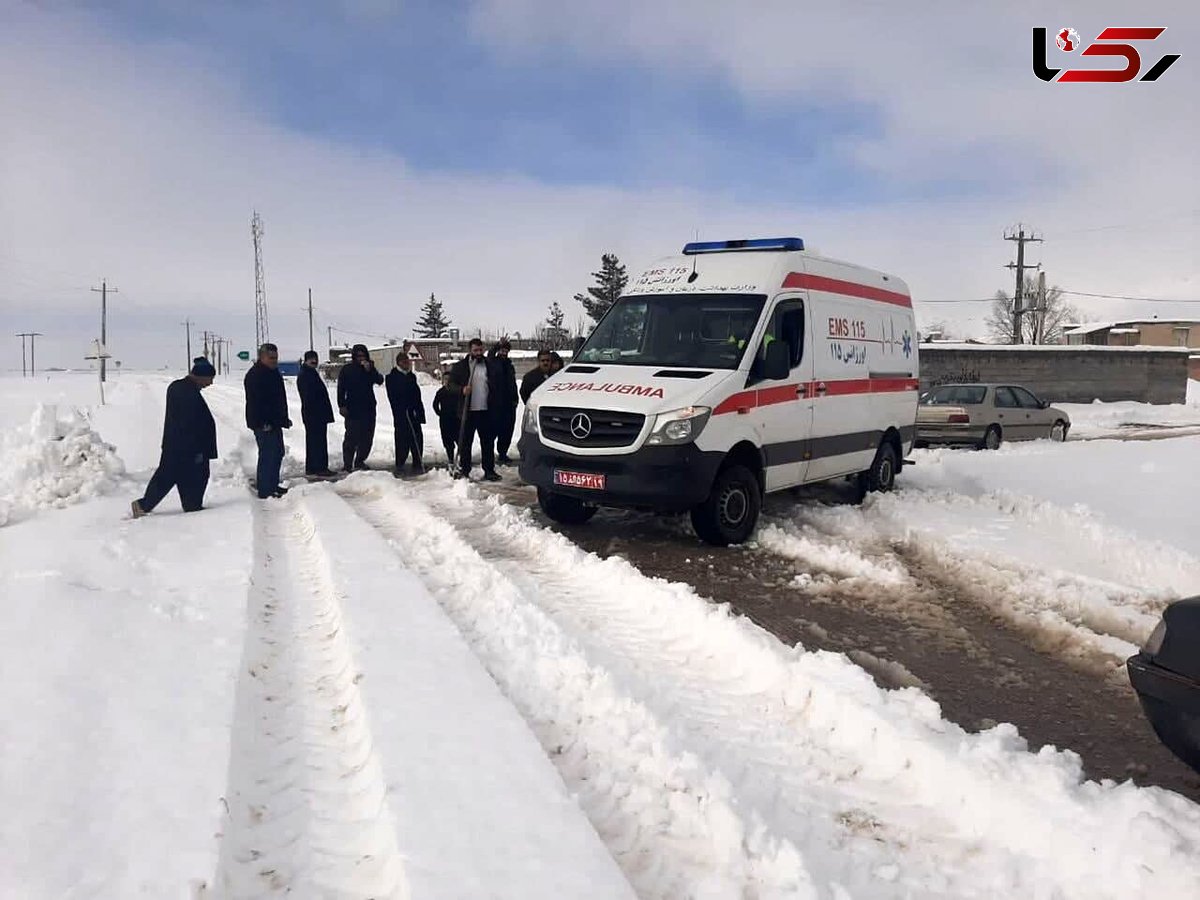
xmin=4 ymin=370 xmax=1200 ymax=899
xmin=1060 ymin=379 xmax=1200 ymax=438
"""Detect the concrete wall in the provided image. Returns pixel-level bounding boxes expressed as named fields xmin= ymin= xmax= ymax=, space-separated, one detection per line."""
xmin=918 ymin=345 xmax=1190 ymax=404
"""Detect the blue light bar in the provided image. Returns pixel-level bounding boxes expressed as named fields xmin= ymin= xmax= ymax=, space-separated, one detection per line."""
xmin=682 ymin=237 xmax=805 ymax=255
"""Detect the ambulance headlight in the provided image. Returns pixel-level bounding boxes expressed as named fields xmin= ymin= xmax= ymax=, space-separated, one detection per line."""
xmin=647 ymin=406 xmax=711 ymax=445
xmin=523 ymin=400 xmax=540 ymax=434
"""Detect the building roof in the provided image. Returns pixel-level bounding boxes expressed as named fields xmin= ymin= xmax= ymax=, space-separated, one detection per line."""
xmin=1064 ymin=319 xmax=1200 ymax=336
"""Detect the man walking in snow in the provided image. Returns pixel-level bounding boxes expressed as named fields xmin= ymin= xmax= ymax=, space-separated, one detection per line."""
xmin=337 ymin=343 xmax=384 ymax=471
xmin=449 ymin=338 xmax=501 ymax=482
xmin=489 ymin=339 xmax=519 ymax=465
xmin=386 ymin=350 xmax=426 ymax=475
xmin=131 ymin=357 xmax=218 ymax=517
xmin=244 ymin=343 xmax=292 ymax=499
xmin=296 ymin=350 xmax=335 ymax=477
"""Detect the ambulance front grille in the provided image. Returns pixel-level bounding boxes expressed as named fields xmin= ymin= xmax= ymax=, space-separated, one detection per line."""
xmin=539 ymin=407 xmax=645 ymax=448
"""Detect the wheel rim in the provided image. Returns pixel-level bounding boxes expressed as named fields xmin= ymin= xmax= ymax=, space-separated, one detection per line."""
xmin=719 ymin=485 xmax=749 ymax=527
xmin=986 ymin=429 xmax=1000 ymax=449
xmin=1051 ymin=422 xmax=1065 ymax=441
xmin=878 ymin=457 xmax=894 ymax=487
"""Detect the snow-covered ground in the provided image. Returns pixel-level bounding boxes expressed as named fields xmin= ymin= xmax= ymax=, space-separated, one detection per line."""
xmin=1060 ymin=379 xmax=1200 ymax=438
xmin=4 ymin=370 xmax=1200 ymax=898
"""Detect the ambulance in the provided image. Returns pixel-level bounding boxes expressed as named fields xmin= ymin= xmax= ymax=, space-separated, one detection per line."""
xmin=518 ymin=237 xmax=920 ymax=545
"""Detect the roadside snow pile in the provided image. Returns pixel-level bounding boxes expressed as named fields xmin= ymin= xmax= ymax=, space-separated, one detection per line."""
xmin=0 ymin=404 xmax=125 ymax=526
xmin=1061 ymin=395 xmax=1200 ymax=438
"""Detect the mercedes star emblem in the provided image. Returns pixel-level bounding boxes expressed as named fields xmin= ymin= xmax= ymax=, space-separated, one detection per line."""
xmin=569 ymin=413 xmax=593 ymax=440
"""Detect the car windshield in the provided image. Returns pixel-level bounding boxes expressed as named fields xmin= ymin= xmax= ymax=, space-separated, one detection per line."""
xmin=924 ymin=385 xmax=987 ymax=405
xmin=575 ymin=293 xmax=766 ymax=370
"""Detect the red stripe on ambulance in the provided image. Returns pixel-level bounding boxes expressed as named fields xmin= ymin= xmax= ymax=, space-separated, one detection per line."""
xmin=712 ymin=378 xmax=918 ymax=416
xmin=781 ymin=272 xmax=912 ymax=308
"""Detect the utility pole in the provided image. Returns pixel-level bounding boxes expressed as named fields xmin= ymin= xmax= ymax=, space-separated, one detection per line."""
xmin=202 ymin=330 xmax=211 ymax=359
xmin=307 ymin=288 xmax=315 ymax=352
xmin=1004 ymin=227 xmax=1042 ymax=344
xmin=183 ymin=319 xmax=193 ymax=367
xmin=251 ymin=211 xmax=270 ymax=349
xmin=17 ymin=332 xmax=42 ymax=377
xmin=327 ymin=325 xmax=333 ymax=353
xmin=90 ymin=280 xmax=117 ymax=381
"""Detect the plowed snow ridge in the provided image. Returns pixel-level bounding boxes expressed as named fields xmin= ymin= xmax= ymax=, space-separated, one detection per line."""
xmin=341 ymin=474 xmax=1200 ymax=900
xmin=756 ymin=485 xmax=1200 ymax=669
xmin=213 ymin=500 xmax=407 ymax=899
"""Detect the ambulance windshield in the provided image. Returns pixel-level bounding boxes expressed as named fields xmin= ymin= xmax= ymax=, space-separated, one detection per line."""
xmin=575 ymin=293 xmax=766 ymax=369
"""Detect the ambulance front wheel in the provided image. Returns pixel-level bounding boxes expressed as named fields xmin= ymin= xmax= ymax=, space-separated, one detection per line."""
xmin=691 ymin=464 xmax=762 ymax=547
xmin=537 ymin=488 xmax=598 ymax=526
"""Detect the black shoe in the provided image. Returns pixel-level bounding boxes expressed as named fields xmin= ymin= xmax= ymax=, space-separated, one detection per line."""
xmin=483 ymin=471 xmax=502 ymax=482
xmin=272 ymin=487 xmax=289 ymax=498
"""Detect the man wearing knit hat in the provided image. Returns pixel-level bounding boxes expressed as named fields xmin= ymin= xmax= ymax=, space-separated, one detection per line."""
xmin=131 ymin=358 xmax=218 ymax=517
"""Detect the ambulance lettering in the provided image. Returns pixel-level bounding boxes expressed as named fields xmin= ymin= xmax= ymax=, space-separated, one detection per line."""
xmin=547 ymin=382 xmax=665 ymax=399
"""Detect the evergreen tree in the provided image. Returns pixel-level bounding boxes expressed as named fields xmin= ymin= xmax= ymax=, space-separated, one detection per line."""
xmin=543 ymin=301 xmax=569 ymax=347
xmin=574 ymin=253 xmax=628 ymax=323
xmin=414 ymin=293 xmax=451 ymax=338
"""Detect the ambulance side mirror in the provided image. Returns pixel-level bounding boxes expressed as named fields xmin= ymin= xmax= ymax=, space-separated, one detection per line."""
xmin=763 ymin=340 xmax=790 ymax=381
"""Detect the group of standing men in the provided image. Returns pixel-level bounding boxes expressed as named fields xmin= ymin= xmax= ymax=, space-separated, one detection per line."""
xmin=131 ymin=340 xmax=565 ymax=516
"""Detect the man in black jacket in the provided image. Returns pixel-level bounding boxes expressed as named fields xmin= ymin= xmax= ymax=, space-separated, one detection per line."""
xmin=448 ymin=338 xmax=501 ymax=482
xmin=385 ymin=351 xmax=426 ymax=474
xmin=489 ymin=339 xmax=520 ymax=465
xmin=337 ymin=343 xmax=384 ymax=471
xmin=520 ymin=349 xmax=553 ymax=404
xmin=244 ymin=343 xmax=292 ymax=499
xmin=296 ymin=350 xmax=335 ymax=477
xmin=132 ymin=358 xmax=218 ymax=517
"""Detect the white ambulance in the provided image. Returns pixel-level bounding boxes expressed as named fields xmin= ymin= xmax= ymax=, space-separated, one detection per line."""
xmin=518 ymin=237 xmax=920 ymax=545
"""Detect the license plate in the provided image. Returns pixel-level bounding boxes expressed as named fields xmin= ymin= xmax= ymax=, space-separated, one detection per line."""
xmin=554 ymin=470 xmax=606 ymax=490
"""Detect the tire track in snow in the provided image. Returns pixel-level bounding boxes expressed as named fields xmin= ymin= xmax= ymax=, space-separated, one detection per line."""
xmin=342 ymin=475 xmax=1200 ymax=900
xmin=337 ymin=478 xmax=819 ymax=900
xmin=211 ymin=497 xmax=406 ymax=899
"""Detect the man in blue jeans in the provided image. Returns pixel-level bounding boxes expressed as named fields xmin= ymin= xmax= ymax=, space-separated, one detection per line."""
xmin=244 ymin=343 xmax=291 ymax=498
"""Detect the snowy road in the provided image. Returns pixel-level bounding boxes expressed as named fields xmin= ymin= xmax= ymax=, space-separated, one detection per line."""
xmin=6 ymin=371 xmax=1200 ymax=898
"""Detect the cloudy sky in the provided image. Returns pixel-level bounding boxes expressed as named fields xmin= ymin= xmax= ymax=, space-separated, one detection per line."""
xmin=1 ymin=0 xmax=1197 ymax=369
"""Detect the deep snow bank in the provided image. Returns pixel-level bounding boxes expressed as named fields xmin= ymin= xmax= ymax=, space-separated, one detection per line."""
xmin=0 ymin=404 xmax=125 ymax=526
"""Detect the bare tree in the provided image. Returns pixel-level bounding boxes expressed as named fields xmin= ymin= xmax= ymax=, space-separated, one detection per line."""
xmin=986 ymin=277 xmax=1077 ymax=344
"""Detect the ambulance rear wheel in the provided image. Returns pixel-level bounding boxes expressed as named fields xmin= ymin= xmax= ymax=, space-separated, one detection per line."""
xmin=537 ymin=488 xmax=597 ymax=526
xmin=691 ymin=464 xmax=761 ymax=546
xmin=862 ymin=442 xmax=897 ymax=494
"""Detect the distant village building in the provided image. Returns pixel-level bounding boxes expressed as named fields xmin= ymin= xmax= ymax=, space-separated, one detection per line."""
xmin=1064 ymin=319 xmax=1200 ymax=380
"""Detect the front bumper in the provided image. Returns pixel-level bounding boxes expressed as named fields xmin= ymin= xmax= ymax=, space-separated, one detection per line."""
xmin=1127 ymin=652 xmax=1200 ymax=773
xmin=518 ymin=434 xmax=723 ymax=512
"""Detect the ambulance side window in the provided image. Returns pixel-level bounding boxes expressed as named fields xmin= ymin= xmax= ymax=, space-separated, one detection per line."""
xmin=750 ymin=300 xmax=805 ymax=382
xmin=776 ymin=304 xmax=805 ymax=368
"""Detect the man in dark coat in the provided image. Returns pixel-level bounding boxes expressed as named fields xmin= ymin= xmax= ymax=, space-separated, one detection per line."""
xmin=337 ymin=343 xmax=383 ymax=471
xmin=296 ymin=350 xmax=335 ymax=477
xmin=131 ymin=358 xmax=218 ymax=517
xmin=448 ymin=338 xmax=501 ymax=482
xmin=520 ymin=349 xmax=553 ymax=404
xmin=385 ymin=350 xmax=426 ymax=474
xmin=244 ymin=343 xmax=292 ymax=499
xmin=432 ymin=371 xmax=461 ymax=468
xmin=488 ymin=339 xmax=520 ymax=465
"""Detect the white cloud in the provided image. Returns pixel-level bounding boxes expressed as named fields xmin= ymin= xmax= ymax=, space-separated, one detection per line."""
xmin=1 ymin=3 xmax=1197 ymax=369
